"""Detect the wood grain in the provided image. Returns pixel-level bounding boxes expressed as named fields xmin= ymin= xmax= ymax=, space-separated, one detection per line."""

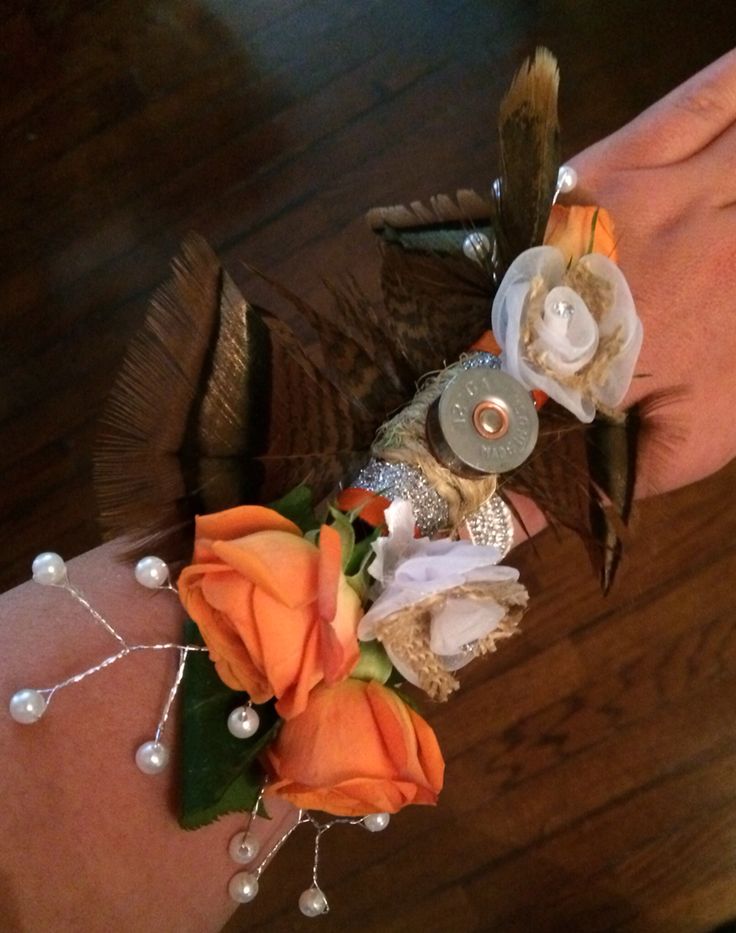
xmin=2 ymin=2 xmax=736 ymax=931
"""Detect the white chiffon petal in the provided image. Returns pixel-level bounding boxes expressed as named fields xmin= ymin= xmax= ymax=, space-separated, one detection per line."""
xmin=491 ymin=244 xmax=641 ymax=422
xmin=358 ymin=502 xmax=519 ymax=690
xmin=534 ymin=286 xmax=599 ymax=374
xmin=429 ymin=597 xmax=506 ymax=655
xmin=384 ymin=645 xmax=423 ymax=688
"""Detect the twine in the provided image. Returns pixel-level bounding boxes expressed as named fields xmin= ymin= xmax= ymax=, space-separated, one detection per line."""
xmin=523 ymin=264 xmax=624 ymax=396
xmin=372 ymin=361 xmax=497 ymax=531
xmin=374 ymin=579 xmax=528 ymax=702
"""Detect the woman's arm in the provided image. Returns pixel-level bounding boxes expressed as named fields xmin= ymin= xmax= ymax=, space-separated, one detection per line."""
xmin=0 ymin=540 xmax=292 ymax=932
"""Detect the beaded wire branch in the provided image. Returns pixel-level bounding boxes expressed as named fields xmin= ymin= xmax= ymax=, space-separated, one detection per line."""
xmin=8 ymin=550 xmax=395 ymax=916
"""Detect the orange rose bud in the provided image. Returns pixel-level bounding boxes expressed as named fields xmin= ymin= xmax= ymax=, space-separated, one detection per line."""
xmin=469 ymin=329 xmax=502 ymax=356
xmin=335 ymin=487 xmax=391 ymax=528
xmin=544 ymin=204 xmax=618 ymax=263
xmin=178 ymin=506 xmax=362 ymax=720
xmin=264 ymin=679 xmax=445 ymax=817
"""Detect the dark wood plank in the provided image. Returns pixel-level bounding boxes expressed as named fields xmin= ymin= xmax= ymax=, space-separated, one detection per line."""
xmin=2 ymin=2 xmax=736 ymax=931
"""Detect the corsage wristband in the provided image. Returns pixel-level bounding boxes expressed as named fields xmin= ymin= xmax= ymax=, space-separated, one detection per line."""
xmin=7 ymin=47 xmax=643 ymax=918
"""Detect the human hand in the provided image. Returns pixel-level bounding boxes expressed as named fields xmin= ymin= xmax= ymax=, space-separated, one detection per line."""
xmin=569 ymin=49 xmax=736 ymax=497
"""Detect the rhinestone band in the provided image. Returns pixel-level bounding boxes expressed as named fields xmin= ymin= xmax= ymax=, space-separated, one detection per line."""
xmin=462 ymin=351 xmax=502 ymax=370
xmin=465 ymin=494 xmax=514 ymax=556
xmin=350 ymin=460 xmax=449 ymax=536
xmin=352 ymin=353 xmax=504 ymax=537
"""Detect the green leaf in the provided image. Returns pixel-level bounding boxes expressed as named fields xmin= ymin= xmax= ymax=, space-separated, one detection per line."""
xmin=351 ymin=640 xmax=393 ymax=684
xmin=386 ymin=666 xmax=407 ymax=689
xmin=179 ymin=620 xmax=280 ymax=831
xmin=345 ymin=526 xmax=380 ymax=577
xmin=269 ymin=484 xmax=320 ymax=533
xmin=392 ymin=685 xmax=421 ymax=714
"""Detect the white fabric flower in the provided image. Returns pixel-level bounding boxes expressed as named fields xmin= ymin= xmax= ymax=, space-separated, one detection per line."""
xmin=358 ymin=500 xmax=518 ymax=686
xmin=491 ymin=245 xmax=643 ymax=422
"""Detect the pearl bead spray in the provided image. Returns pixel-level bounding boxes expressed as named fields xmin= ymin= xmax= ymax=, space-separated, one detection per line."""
xmin=9 ymin=553 xmax=208 ymax=776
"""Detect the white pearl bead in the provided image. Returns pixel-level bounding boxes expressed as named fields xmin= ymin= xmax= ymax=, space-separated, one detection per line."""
xmin=228 ymin=871 xmax=259 ymax=903
xmin=363 ymin=812 xmax=391 ymax=832
xmin=135 ymin=740 xmax=169 ymax=774
xmin=9 ymin=689 xmax=47 ymax=724
xmin=462 ymin=231 xmax=491 ymax=262
xmin=32 ymin=552 xmax=67 ymax=585
xmin=134 ymin=556 xmax=169 ymax=589
xmin=228 ymin=831 xmax=260 ymax=865
xmin=557 ymin=164 xmax=578 ymax=193
xmin=298 ymin=886 xmax=328 ymax=917
xmin=227 ymin=705 xmax=259 ymax=739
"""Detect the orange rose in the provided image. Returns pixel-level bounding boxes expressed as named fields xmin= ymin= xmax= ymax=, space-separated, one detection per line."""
xmin=264 ymin=679 xmax=445 ymax=816
xmin=178 ymin=506 xmax=362 ymax=720
xmin=544 ymin=204 xmax=618 ymax=263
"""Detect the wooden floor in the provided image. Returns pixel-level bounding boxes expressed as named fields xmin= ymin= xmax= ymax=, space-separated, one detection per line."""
xmin=2 ymin=2 xmax=736 ymax=931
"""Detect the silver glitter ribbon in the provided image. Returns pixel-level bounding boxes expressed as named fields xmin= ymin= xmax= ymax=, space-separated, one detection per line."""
xmin=351 ymin=459 xmax=448 ymax=536
xmin=350 ymin=351 xmax=513 ymax=549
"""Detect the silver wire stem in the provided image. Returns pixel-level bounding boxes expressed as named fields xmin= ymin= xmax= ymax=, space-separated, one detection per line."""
xmin=62 ymin=582 xmax=128 ymax=648
xmin=254 ymin=808 xmax=308 ymax=880
xmin=39 ymin=643 xmax=208 ymax=703
xmin=154 ymin=647 xmax=188 ymax=743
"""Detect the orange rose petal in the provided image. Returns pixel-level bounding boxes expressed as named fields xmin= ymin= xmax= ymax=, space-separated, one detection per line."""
xmin=320 ymin=577 xmax=361 ymax=685
xmin=250 ymin=586 xmax=317 ymax=711
xmin=212 ymin=531 xmax=318 ymax=609
xmin=469 ymin=330 xmax=502 ymax=355
xmin=275 ymin=625 xmax=323 ymax=720
xmin=191 ymin=539 xmax=219 ymax=563
xmin=178 ymin=561 xmax=233 ymax=589
xmin=183 ymin=568 xmax=271 ymax=698
xmin=265 ymin=777 xmax=424 ymax=817
xmin=407 ymin=707 xmax=446 ymax=794
xmin=365 ymin=682 xmax=444 ymax=795
xmin=200 ymin=572 xmax=266 ymax=669
xmin=195 ymin=505 xmax=301 ymax=541
xmin=316 ymin=525 xmax=361 ymax=685
xmin=595 ymin=209 xmax=618 ymax=261
xmin=544 ymin=204 xmax=618 ymax=264
xmin=182 ymin=580 xmax=268 ymax=696
xmin=317 ymin=524 xmax=342 ymax=623
xmin=240 ymin=584 xmax=266 ymax=672
xmin=365 ymin=681 xmax=412 ymax=773
xmin=269 ymin=681 xmax=391 ymax=785
xmin=264 ymin=679 xmax=444 ymax=816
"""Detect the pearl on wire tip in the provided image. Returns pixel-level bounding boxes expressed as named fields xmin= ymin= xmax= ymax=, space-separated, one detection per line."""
xmin=135 ymin=740 xmax=169 ymax=774
xmin=299 ymin=886 xmax=329 ymax=917
xmin=134 ymin=556 xmax=170 ymax=589
xmin=229 ymin=831 xmax=260 ymax=864
xmin=228 ymin=871 xmax=259 ymax=903
xmin=362 ymin=812 xmax=391 ymax=832
xmin=31 ymin=552 xmax=67 ymax=586
xmin=227 ymin=705 xmax=260 ymax=739
xmin=9 ymin=689 xmax=47 ymax=724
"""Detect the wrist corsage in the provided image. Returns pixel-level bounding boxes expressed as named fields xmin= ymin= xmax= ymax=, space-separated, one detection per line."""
xmin=8 ymin=47 xmax=643 ymax=917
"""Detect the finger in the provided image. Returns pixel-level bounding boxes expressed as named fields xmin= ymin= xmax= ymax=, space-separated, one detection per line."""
xmin=591 ymin=48 xmax=736 ymax=170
